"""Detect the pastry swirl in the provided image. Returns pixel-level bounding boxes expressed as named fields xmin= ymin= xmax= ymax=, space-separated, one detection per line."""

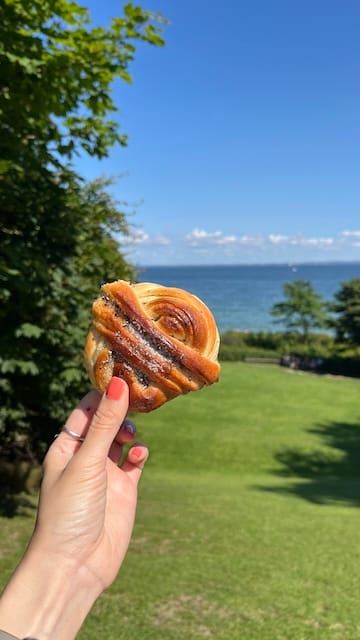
xmin=84 ymin=280 xmax=220 ymax=412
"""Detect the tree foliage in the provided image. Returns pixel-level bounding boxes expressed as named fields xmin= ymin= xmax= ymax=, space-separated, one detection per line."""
xmin=0 ymin=0 xmax=164 ymax=170
xmin=0 ymin=174 xmax=138 ymax=462
xmin=329 ymin=278 xmax=360 ymax=345
xmin=270 ymin=280 xmax=328 ymax=339
xmin=0 ymin=0 xmax=165 ymax=464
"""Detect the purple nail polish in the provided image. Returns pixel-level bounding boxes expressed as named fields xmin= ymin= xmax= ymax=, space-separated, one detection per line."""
xmin=121 ymin=419 xmax=136 ymax=436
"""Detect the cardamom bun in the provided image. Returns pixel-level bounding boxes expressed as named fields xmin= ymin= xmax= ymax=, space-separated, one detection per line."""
xmin=84 ymin=280 xmax=220 ymax=412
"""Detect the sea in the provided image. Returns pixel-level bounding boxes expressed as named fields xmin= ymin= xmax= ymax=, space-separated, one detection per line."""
xmin=138 ymin=262 xmax=360 ymax=334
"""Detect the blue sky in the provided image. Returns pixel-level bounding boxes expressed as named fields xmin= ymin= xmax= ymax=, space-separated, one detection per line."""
xmin=80 ymin=0 xmax=360 ymax=266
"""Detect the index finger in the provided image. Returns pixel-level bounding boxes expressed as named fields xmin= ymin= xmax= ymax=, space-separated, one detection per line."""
xmin=43 ymin=390 xmax=101 ymax=480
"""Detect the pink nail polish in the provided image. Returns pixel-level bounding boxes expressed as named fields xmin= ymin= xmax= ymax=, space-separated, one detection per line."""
xmin=130 ymin=442 xmax=146 ymax=459
xmin=106 ymin=377 xmax=124 ymax=400
xmin=131 ymin=446 xmax=143 ymax=459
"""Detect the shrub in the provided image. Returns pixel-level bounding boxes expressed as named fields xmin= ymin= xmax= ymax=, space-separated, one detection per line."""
xmin=218 ymin=330 xmax=359 ymax=376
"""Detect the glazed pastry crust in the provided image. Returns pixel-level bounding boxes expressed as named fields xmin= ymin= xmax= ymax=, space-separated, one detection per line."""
xmin=84 ymin=280 xmax=220 ymax=412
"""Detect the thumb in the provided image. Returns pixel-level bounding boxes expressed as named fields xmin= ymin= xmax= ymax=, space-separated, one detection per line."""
xmin=79 ymin=377 xmax=129 ymax=463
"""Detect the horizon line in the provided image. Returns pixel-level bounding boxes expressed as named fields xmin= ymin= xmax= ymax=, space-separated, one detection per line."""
xmin=137 ymin=259 xmax=360 ymax=269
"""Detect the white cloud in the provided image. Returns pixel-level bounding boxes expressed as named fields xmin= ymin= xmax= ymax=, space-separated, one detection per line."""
xmin=215 ymin=235 xmax=237 ymax=245
xmin=238 ymin=235 xmax=264 ymax=246
xmin=128 ymin=230 xmax=170 ymax=246
xmin=186 ymin=229 xmax=337 ymax=250
xmin=293 ymin=236 xmax=334 ymax=247
xmin=340 ymin=230 xmax=360 ymax=246
xmin=268 ymin=234 xmax=334 ymax=248
xmin=185 ymin=228 xmax=223 ymax=245
xmin=124 ymin=226 xmax=360 ymax=266
xmin=185 ymin=228 xmax=262 ymax=247
xmin=340 ymin=230 xmax=360 ymax=238
xmin=191 ymin=228 xmax=222 ymax=239
xmin=268 ymin=234 xmax=290 ymax=245
xmin=128 ymin=230 xmax=149 ymax=244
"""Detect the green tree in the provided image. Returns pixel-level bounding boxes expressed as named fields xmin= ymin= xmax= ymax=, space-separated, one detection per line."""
xmin=0 ymin=0 xmax=164 ymax=171
xmin=270 ymin=280 xmax=328 ymax=340
xmin=0 ymin=175 xmax=137 ymax=463
xmin=0 ymin=0 xmax=165 ymax=465
xmin=329 ymin=279 xmax=360 ymax=345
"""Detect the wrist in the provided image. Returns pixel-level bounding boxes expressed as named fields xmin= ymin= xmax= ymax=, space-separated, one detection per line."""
xmin=0 ymin=543 xmax=101 ymax=640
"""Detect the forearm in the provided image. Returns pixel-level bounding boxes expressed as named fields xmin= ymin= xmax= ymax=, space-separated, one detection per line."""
xmin=0 ymin=543 xmax=100 ymax=640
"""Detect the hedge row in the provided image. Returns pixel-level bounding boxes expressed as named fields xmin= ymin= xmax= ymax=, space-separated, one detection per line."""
xmin=218 ymin=330 xmax=360 ymax=378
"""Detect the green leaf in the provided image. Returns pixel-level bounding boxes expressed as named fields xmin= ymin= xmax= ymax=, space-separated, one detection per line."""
xmin=15 ymin=323 xmax=44 ymax=339
xmin=0 ymin=359 xmax=39 ymax=375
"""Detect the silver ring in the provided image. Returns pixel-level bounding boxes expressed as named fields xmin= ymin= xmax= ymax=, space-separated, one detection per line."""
xmin=62 ymin=425 xmax=85 ymax=441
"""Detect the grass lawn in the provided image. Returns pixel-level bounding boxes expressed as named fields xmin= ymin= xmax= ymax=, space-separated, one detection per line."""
xmin=1 ymin=362 xmax=360 ymax=639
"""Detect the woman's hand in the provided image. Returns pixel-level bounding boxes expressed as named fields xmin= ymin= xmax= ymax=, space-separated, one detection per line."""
xmin=0 ymin=377 xmax=148 ymax=640
xmin=36 ymin=376 xmax=148 ymax=589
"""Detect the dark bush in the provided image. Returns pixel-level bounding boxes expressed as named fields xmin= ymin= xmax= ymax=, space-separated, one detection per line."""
xmin=321 ymin=356 xmax=360 ymax=378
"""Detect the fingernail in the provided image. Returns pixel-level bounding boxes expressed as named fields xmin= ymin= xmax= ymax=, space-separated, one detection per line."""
xmin=130 ymin=442 xmax=147 ymax=459
xmin=121 ymin=419 xmax=136 ymax=436
xmin=106 ymin=376 xmax=125 ymax=400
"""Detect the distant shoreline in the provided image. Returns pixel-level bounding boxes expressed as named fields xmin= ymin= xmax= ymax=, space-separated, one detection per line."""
xmin=138 ymin=260 xmax=360 ymax=269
